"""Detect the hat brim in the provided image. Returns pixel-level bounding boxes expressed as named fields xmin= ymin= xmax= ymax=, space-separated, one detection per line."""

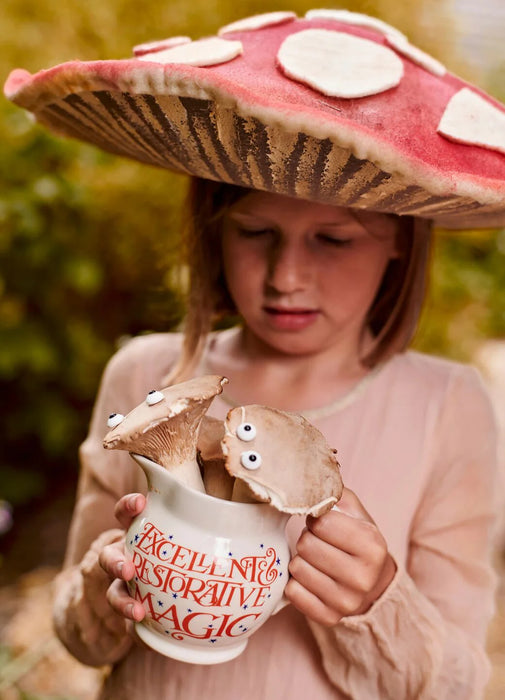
xmin=5 ymin=17 xmax=505 ymax=229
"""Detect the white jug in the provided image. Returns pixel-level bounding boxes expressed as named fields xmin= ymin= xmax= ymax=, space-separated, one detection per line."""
xmin=126 ymin=454 xmax=290 ymax=665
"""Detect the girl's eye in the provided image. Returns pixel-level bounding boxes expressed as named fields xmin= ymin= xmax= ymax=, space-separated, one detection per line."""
xmin=237 ymin=227 xmax=274 ymax=238
xmin=317 ymin=233 xmax=352 ymax=247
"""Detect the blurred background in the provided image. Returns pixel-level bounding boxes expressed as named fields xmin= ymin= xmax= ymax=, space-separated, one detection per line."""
xmin=0 ymin=1 xmax=504 ymax=697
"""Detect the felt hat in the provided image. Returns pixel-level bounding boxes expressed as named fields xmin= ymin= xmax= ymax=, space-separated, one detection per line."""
xmin=5 ymin=9 xmax=505 ymax=229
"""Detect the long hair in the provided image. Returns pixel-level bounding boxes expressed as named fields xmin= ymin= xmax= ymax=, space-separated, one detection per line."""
xmin=167 ymin=178 xmax=433 ymax=382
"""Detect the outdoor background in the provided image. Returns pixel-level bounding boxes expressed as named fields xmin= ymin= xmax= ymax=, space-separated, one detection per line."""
xmin=1 ymin=0 xmax=504 ymax=697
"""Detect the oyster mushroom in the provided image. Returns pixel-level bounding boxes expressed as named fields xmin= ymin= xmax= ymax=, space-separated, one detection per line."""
xmin=222 ymin=405 xmax=343 ymax=516
xmin=103 ymin=375 xmax=227 ymax=492
xmin=196 ymin=415 xmax=235 ymax=500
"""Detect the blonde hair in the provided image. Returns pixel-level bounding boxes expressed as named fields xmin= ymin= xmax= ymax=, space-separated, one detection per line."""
xmin=168 ymin=178 xmax=433 ymax=382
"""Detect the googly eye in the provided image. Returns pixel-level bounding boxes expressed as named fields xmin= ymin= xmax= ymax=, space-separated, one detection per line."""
xmin=146 ymin=390 xmax=164 ymax=406
xmin=236 ymin=422 xmax=257 ymax=442
xmin=107 ymin=413 xmax=125 ymax=428
xmin=240 ymin=450 xmax=262 ymax=470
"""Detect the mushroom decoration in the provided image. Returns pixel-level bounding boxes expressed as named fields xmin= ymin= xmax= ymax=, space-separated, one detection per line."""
xmin=196 ymin=415 xmax=235 ymax=500
xmin=4 ymin=9 xmax=505 ymax=228
xmin=222 ymin=405 xmax=343 ymax=517
xmin=102 ymin=377 xmax=343 ymax=514
xmin=103 ymin=375 xmax=227 ymax=492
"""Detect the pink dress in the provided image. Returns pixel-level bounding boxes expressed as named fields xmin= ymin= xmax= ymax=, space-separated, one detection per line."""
xmin=53 ymin=332 xmax=501 ymax=699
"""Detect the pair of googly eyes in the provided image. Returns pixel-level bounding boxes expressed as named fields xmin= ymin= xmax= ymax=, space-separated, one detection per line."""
xmin=236 ymin=422 xmax=262 ymax=470
xmin=107 ymin=390 xmax=165 ymax=427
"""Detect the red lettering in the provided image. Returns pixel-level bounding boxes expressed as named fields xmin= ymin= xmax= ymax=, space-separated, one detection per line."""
xmin=154 ymin=603 xmax=182 ymax=628
xmin=226 ymin=614 xmax=261 ymax=637
xmin=186 ymin=550 xmax=214 ymax=575
xmin=182 ymin=612 xmax=220 ymax=639
xmin=252 ymin=586 xmax=270 ymax=607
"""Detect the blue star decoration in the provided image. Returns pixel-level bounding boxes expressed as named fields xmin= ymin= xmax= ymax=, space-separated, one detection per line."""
xmin=228 ymin=552 xmax=233 ymax=557
xmin=172 ymin=593 xmax=178 ymax=599
xmin=276 ymin=558 xmax=281 ymax=565
xmin=169 ymin=534 xmax=174 ymax=540
xmin=157 ymin=600 xmax=164 ymax=607
xmin=210 ymin=639 xmax=217 ymax=643
xmin=243 ymin=604 xmax=248 ymax=610
xmin=260 ymin=543 xmax=264 ymax=548
xmin=187 ymin=608 xmax=192 ymax=613
xmin=134 ymin=534 xmax=139 ymax=542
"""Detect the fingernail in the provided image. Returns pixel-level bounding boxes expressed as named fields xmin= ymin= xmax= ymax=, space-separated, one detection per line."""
xmin=128 ymin=494 xmax=138 ymax=510
xmin=117 ymin=561 xmax=124 ymax=577
xmin=126 ymin=603 xmax=135 ymax=619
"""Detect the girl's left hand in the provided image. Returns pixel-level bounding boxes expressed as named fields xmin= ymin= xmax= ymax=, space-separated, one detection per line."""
xmin=285 ymin=487 xmax=397 ymax=626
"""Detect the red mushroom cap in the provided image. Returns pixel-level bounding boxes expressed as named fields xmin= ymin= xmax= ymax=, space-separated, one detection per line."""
xmin=4 ymin=10 xmax=505 ymax=228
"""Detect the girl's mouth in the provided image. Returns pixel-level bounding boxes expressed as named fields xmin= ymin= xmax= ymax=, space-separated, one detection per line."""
xmin=263 ymin=306 xmax=320 ymax=330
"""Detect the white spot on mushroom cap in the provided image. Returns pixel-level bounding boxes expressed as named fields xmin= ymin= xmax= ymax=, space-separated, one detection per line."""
xmin=133 ymin=36 xmax=191 ymax=57
xmin=138 ymin=37 xmax=243 ymax=67
xmin=305 ymin=9 xmax=406 ymax=41
xmin=438 ymin=87 xmax=505 ymax=156
xmin=278 ymin=29 xmax=404 ymax=99
xmin=387 ymin=35 xmax=446 ymax=76
xmin=218 ymin=11 xmax=297 ymax=35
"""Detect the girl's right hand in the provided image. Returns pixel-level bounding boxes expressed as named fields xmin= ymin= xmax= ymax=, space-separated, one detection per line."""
xmin=97 ymin=493 xmax=147 ymax=623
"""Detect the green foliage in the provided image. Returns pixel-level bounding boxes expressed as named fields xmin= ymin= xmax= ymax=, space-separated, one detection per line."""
xmin=416 ymin=230 xmax=505 ymax=358
xmin=1 ymin=0 xmax=504 ymax=515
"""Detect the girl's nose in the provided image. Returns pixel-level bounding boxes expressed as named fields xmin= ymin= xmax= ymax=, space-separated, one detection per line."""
xmin=266 ymin=240 xmax=308 ymax=293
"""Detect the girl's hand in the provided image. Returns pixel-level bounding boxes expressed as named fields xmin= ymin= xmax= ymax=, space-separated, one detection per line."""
xmin=94 ymin=493 xmax=147 ymax=623
xmin=285 ymin=487 xmax=396 ymax=627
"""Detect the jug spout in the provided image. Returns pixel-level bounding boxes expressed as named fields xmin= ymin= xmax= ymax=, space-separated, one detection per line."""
xmin=131 ymin=453 xmax=206 ymax=493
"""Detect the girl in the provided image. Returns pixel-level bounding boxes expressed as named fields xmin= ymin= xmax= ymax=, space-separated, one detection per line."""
xmin=6 ymin=10 xmax=504 ymax=699
xmin=52 ymin=179 xmax=498 ymax=699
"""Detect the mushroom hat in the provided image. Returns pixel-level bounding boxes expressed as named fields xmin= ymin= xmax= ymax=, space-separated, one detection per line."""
xmin=5 ymin=9 xmax=505 ymax=228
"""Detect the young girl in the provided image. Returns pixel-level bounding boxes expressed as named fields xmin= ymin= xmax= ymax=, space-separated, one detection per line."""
xmin=6 ymin=9 xmax=504 ymax=699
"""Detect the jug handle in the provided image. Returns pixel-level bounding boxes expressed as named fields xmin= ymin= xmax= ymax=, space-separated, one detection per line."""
xmin=272 ymin=594 xmax=290 ymax=614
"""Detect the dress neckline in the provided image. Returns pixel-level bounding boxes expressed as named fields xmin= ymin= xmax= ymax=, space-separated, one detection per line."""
xmin=200 ymin=328 xmax=388 ymax=421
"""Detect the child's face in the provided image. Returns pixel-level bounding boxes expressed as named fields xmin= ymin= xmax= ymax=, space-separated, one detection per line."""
xmin=221 ymin=191 xmax=398 ymax=358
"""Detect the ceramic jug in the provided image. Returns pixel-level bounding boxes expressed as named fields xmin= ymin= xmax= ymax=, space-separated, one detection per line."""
xmin=126 ymin=454 xmax=290 ymax=665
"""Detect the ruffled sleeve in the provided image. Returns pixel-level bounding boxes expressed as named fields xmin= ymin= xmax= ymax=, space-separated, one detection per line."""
xmin=308 ymin=364 xmax=501 ymax=699
xmin=53 ymin=333 xmax=182 ymax=666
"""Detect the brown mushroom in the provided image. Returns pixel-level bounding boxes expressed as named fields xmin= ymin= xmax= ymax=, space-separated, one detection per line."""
xmin=103 ymin=375 xmax=227 ymax=491
xmin=222 ymin=405 xmax=343 ymax=516
xmin=196 ymin=415 xmax=235 ymax=500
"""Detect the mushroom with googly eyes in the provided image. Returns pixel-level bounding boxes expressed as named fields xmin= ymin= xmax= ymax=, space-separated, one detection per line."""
xmin=222 ymin=405 xmax=343 ymax=516
xmin=103 ymin=375 xmax=228 ymax=492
